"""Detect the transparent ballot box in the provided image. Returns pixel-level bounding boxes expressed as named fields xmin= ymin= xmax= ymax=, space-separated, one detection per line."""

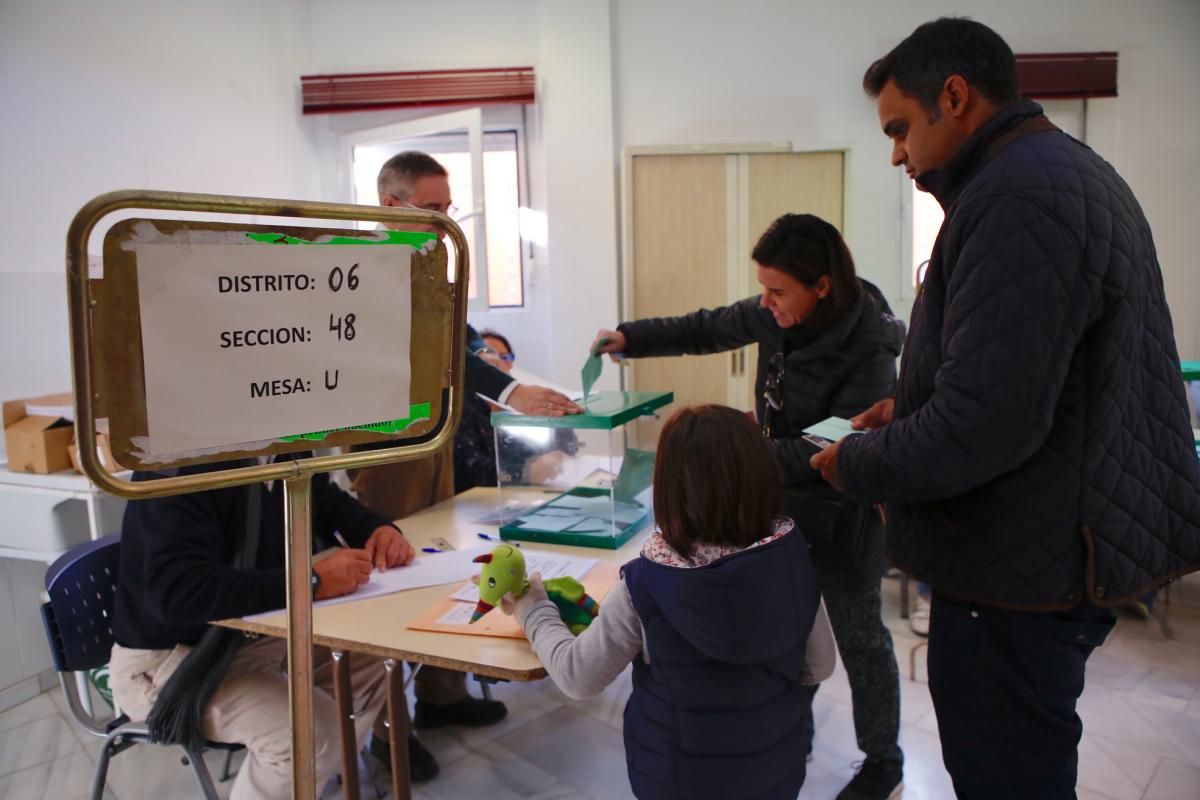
xmin=491 ymin=390 xmax=673 ymax=549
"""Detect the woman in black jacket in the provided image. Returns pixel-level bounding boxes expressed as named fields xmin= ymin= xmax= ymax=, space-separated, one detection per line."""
xmin=594 ymin=213 xmax=906 ymax=800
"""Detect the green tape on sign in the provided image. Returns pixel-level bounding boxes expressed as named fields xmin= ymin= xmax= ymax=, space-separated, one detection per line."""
xmin=245 ymin=230 xmax=437 ymax=247
xmin=281 ymin=402 xmax=433 ymax=442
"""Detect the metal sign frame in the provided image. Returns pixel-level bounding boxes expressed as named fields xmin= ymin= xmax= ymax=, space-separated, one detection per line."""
xmin=66 ymin=190 xmax=470 ymax=799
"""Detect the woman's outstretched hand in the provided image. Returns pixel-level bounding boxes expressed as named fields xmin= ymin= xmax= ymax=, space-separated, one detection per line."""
xmin=591 ymin=330 xmax=627 ymax=362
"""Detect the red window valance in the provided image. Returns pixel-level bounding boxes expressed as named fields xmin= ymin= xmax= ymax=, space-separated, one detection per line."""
xmin=1017 ymin=52 xmax=1118 ymax=99
xmin=300 ymin=67 xmax=535 ymax=115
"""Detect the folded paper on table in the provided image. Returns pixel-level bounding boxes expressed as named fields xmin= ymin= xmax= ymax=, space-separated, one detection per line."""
xmin=245 ymin=545 xmax=492 ymax=620
xmin=408 ymin=563 xmax=620 ymax=639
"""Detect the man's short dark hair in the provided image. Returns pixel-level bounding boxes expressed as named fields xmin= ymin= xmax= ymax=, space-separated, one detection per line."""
xmin=863 ymin=17 xmax=1019 ymax=112
xmin=377 ymin=151 xmax=448 ymax=202
xmin=751 ymin=213 xmax=860 ymax=330
xmin=652 ymin=405 xmax=782 ymax=559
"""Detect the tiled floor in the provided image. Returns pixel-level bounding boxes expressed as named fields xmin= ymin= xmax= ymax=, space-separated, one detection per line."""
xmin=2 ymin=574 xmax=1198 ymax=800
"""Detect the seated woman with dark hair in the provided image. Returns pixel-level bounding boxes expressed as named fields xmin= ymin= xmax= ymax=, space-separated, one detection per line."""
xmin=452 ymin=330 xmax=577 ymax=493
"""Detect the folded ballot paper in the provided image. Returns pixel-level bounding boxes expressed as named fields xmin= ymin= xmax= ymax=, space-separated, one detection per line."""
xmin=801 ymin=417 xmax=863 ymax=450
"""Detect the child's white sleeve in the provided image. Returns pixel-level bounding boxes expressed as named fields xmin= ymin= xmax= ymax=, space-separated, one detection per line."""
xmin=802 ymin=600 xmax=837 ymax=684
xmin=517 ymin=578 xmax=644 ymax=700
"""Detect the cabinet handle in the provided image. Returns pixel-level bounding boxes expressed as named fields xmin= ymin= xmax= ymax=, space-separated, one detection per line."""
xmin=731 ymin=351 xmax=738 ymax=377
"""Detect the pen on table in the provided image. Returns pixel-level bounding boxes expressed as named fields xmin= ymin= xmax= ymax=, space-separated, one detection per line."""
xmin=421 ymin=547 xmax=443 ymax=554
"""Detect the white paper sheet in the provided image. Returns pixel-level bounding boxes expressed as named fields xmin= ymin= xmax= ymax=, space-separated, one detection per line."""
xmin=25 ymin=400 xmax=74 ymax=421
xmin=448 ymin=550 xmax=598 ymax=603
xmin=136 ymin=243 xmax=412 ymax=459
xmin=246 ymin=545 xmax=491 ymax=620
xmin=435 ymin=602 xmax=479 ymax=625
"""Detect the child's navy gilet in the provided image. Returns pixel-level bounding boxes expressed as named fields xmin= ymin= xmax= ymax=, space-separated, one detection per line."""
xmin=621 ymin=529 xmax=820 ymax=799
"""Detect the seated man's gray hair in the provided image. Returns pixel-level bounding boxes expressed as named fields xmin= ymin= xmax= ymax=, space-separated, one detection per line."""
xmin=376 ymin=151 xmax=448 ymax=202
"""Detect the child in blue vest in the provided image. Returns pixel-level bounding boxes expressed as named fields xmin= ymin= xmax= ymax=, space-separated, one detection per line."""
xmin=506 ymin=404 xmax=835 ymax=799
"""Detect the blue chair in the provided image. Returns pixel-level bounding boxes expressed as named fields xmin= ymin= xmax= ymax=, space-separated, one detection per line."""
xmin=40 ymin=533 xmax=241 ymax=800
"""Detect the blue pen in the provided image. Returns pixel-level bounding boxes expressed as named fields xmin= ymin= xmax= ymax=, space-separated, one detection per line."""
xmin=421 ymin=547 xmax=442 ymax=554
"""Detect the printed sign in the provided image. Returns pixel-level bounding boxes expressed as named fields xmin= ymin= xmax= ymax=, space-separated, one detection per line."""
xmin=136 ymin=242 xmax=412 ymax=459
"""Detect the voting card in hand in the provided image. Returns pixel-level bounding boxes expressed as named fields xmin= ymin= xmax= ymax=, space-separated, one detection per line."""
xmin=801 ymin=417 xmax=861 ymax=449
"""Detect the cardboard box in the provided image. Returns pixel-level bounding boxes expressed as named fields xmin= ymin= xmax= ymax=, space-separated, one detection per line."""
xmin=3 ymin=393 xmax=76 ymax=474
xmin=68 ymin=432 xmax=121 ymax=475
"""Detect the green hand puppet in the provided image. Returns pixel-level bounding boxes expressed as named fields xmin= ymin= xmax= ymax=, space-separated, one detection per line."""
xmin=471 ymin=544 xmax=529 ymax=622
xmin=470 ymin=544 xmax=600 ymax=635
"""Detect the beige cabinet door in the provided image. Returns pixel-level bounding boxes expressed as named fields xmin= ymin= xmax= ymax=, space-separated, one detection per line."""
xmin=628 ymin=154 xmax=732 ymax=445
xmin=625 ymin=150 xmax=844 ymax=444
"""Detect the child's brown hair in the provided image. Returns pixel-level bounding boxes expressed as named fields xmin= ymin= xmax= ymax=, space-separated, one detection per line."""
xmin=652 ymin=404 xmax=782 ymax=558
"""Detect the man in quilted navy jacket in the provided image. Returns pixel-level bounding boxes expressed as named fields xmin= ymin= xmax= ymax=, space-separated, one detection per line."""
xmin=812 ymin=17 xmax=1200 ymax=799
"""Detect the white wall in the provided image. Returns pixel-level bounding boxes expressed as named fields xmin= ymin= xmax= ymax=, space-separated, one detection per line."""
xmin=612 ymin=0 xmax=1200 ymax=357
xmin=0 ymin=0 xmax=321 ymax=407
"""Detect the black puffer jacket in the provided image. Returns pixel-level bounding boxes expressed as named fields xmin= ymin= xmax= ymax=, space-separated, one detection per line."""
xmin=838 ymin=100 xmax=1200 ymax=609
xmin=619 ymin=284 xmax=905 ymax=588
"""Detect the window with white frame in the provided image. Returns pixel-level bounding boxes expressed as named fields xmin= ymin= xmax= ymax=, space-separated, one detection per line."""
xmin=342 ymin=109 xmax=529 ymax=309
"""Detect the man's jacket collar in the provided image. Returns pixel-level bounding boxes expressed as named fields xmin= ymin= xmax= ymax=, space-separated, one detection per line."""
xmin=916 ymin=99 xmax=1046 ymax=210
